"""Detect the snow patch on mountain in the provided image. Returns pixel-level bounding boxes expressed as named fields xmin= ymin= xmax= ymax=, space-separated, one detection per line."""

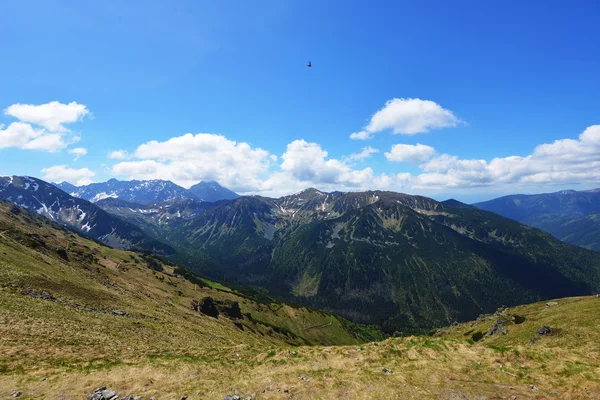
xmin=91 ymin=192 xmax=119 ymax=202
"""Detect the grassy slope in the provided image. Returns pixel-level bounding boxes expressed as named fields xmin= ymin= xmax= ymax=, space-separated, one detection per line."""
xmin=1 ymin=203 xmax=600 ymax=399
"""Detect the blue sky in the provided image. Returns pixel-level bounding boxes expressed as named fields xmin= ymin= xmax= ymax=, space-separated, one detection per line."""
xmin=1 ymin=0 xmax=599 ymax=202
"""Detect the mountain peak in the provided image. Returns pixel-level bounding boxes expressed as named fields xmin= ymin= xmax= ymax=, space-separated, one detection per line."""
xmin=59 ymin=179 xmax=194 ymax=204
xmin=188 ymin=180 xmax=239 ymax=202
xmin=293 ymin=188 xmax=327 ymax=196
xmin=442 ymin=198 xmax=472 ymax=208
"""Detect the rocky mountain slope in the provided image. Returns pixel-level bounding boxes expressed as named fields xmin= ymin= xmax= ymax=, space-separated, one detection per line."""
xmin=474 ymin=188 xmax=600 ymax=251
xmin=162 ymin=188 xmax=600 ymax=333
xmin=55 ymin=178 xmax=196 ymax=203
xmin=1 ymin=203 xmax=599 ymax=398
xmin=55 ymin=178 xmax=240 ymax=204
xmin=0 ymin=176 xmax=173 ymax=255
xmin=95 ymin=197 xmax=222 ymax=238
xmin=188 ymin=180 xmax=240 ymax=202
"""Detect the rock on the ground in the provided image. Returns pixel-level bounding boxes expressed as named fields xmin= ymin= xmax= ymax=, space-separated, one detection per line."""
xmin=200 ymin=296 xmax=220 ymax=318
xmin=10 ymin=392 xmax=22 ymax=398
xmin=486 ymin=319 xmax=508 ymax=336
xmin=88 ymin=387 xmax=119 ymax=400
xmin=530 ymin=384 xmax=539 ymax=392
xmin=536 ymin=325 xmax=552 ymax=336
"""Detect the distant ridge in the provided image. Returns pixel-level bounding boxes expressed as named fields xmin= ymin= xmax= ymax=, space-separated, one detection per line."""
xmin=474 ymin=188 xmax=600 ymax=251
xmin=53 ymin=178 xmax=239 ymax=204
xmin=1 ymin=176 xmax=174 ymax=255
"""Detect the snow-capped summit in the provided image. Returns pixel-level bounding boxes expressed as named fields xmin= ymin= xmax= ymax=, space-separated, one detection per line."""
xmin=54 ymin=178 xmax=196 ymax=204
xmin=0 ymin=176 xmax=173 ymax=254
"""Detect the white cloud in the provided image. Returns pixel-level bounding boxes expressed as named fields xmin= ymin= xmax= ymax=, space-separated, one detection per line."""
xmin=109 ymin=125 xmax=600 ymax=197
xmin=345 ymin=146 xmax=379 ymax=162
xmin=349 ymin=131 xmax=373 ymax=140
xmin=350 ymin=98 xmax=461 ymax=140
xmin=112 ymin=133 xmax=274 ymax=191
xmin=22 ymin=133 xmax=65 ymax=152
xmin=0 ymin=101 xmax=89 ymax=152
xmin=41 ymin=165 xmax=95 ymax=186
xmin=108 ymin=149 xmax=128 ymax=159
xmin=385 ymin=143 xmax=436 ymax=163
xmin=259 ymin=140 xmax=402 ymax=197
xmin=4 ymin=101 xmax=89 ymax=132
xmin=0 ymin=122 xmax=45 ymax=149
xmin=68 ymin=147 xmax=88 ymax=160
xmin=411 ymin=125 xmax=600 ymax=190
xmin=110 ymin=133 xmax=408 ymax=197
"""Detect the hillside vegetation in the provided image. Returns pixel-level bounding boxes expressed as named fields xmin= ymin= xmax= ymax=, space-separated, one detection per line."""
xmin=1 ymin=201 xmax=600 ymax=399
xmin=164 ymin=189 xmax=600 ymax=333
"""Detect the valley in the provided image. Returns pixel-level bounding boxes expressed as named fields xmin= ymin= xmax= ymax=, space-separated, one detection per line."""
xmin=3 ymin=177 xmax=600 ymax=335
xmin=1 ymin=199 xmax=600 ymax=399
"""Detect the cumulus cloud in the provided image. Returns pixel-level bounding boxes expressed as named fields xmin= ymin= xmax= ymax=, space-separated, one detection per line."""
xmin=41 ymin=165 xmax=95 ymax=186
xmin=345 ymin=146 xmax=379 ymax=162
xmin=110 ymin=133 xmax=408 ymax=196
xmin=108 ymin=149 xmax=128 ymax=159
xmin=5 ymin=101 xmax=89 ymax=132
xmin=110 ymin=125 xmax=600 ymax=197
xmin=0 ymin=122 xmax=46 ymax=149
xmin=258 ymin=140 xmax=402 ymax=197
xmin=411 ymin=125 xmax=600 ymax=189
xmin=350 ymin=98 xmax=461 ymax=140
xmin=385 ymin=143 xmax=436 ymax=163
xmin=0 ymin=101 xmax=89 ymax=152
xmin=68 ymin=147 xmax=87 ymax=160
xmin=349 ymin=131 xmax=372 ymax=140
xmin=111 ymin=133 xmax=274 ymax=191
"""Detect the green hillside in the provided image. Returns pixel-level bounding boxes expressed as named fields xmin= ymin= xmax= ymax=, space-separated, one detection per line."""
xmin=1 ymin=202 xmax=599 ymax=398
xmin=158 ymin=190 xmax=600 ymax=333
xmin=0 ymin=201 xmax=384 ymax=386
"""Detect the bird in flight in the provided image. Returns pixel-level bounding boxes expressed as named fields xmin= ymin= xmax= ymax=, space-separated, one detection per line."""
xmin=307 ymin=61 xmax=312 ymax=68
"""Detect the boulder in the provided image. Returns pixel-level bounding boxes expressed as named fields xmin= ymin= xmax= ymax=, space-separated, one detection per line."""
xmin=223 ymin=301 xmax=243 ymax=319
xmin=530 ymin=384 xmax=539 ymax=392
xmin=200 ymin=297 xmax=220 ymax=318
xmin=486 ymin=319 xmax=507 ymax=336
xmin=536 ymin=325 xmax=552 ymax=336
xmin=88 ymin=387 xmax=118 ymax=400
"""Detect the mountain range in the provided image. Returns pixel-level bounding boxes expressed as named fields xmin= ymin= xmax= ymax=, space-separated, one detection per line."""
xmin=474 ymin=188 xmax=600 ymax=251
xmin=55 ymin=178 xmax=239 ymax=204
xmin=0 ymin=176 xmax=174 ymax=255
xmin=4 ymin=176 xmax=600 ymax=334
xmin=94 ymin=197 xmax=222 ymax=239
xmin=4 ymin=194 xmax=599 ymax=398
xmin=161 ymin=188 xmax=600 ymax=333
